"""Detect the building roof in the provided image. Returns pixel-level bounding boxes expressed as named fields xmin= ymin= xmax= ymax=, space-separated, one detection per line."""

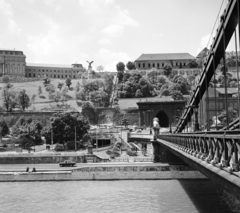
xmin=118 ymin=97 xmax=182 ymax=109
xmin=215 ymin=88 xmax=238 ymax=94
xmin=26 ymin=63 xmax=72 ymax=68
xmin=135 ymin=53 xmax=195 ymax=62
xmin=0 ymin=48 xmax=22 ymax=52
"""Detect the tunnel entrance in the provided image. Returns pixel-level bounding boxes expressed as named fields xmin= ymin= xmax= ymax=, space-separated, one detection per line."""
xmin=156 ymin=110 xmax=169 ymax=127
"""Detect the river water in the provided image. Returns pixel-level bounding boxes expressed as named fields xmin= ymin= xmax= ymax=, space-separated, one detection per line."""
xmin=0 ymin=180 xmax=240 ymax=213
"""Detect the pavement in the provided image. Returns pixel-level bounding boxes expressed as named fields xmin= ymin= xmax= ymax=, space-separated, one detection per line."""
xmin=0 ymin=162 xmax=169 ymax=172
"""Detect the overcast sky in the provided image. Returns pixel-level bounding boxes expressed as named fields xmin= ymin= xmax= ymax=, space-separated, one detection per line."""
xmin=0 ymin=0 xmax=237 ymax=71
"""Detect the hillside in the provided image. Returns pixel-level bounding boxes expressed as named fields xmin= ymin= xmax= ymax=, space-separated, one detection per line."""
xmin=0 ymin=78 xmax=103 ymax=111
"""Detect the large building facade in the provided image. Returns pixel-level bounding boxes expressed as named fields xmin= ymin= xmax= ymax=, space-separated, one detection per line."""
xmin=26 ymin=63 xmax=84 ymax=79
xmin=0 ymin=49 xmax=26 ymax=77
xmin=0 ymin=48 xmax=85 ymax=79
xmin=135 ymin=53 xmax=195 ymax=70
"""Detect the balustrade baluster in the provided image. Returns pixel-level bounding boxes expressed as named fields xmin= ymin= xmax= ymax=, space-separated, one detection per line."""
xmin=223 ymin=133 xmax=229 ymax=167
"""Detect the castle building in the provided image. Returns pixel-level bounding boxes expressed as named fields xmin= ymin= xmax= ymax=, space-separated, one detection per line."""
xmin=25 ymin=63 xmax=84 ymax=79
xmin=135 ymin=53 xmax=195 ymax=69
xmin=0 ymin=48 xmax=85 ymax=79
xmin=0 ymin=49 xmax=26 ymax=77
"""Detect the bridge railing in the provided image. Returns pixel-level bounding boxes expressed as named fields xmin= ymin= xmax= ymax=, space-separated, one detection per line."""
xmin=157 ymin=132 xmax=240 ymax=173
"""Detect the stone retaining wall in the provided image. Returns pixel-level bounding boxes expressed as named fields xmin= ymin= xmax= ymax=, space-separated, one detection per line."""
xmin=0 ymin=165 xmax=207 ymax=181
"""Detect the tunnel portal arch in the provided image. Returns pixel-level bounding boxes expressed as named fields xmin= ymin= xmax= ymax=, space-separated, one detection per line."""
xmin=155 ymin=110 xmax=169 ymax=127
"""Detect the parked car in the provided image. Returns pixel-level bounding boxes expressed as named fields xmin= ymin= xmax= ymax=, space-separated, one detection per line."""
xmin=59 ymin=160 xmax=76 ymax=167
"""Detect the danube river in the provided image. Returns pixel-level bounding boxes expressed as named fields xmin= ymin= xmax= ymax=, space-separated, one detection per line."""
xmin=0 ymin=180 xmax=239 ymax=213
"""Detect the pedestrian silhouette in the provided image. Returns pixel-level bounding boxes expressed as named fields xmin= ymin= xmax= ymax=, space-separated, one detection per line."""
xmin=32 ymin=168 xmax=36 ymax=172
xmin=26 ymin=167 xmax=29 ymax=172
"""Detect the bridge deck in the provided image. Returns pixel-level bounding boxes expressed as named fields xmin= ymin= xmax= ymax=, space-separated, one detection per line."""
xmin=157 ymin=138 xmax=240 ymax=200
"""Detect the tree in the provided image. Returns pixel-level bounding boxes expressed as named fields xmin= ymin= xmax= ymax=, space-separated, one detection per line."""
xmin=75 ymin=81 xmax=81 ymax=93
xmin=126 ymin=61 xmax=136 ymax=70
xmin=2 ymin=75 xmax=10 ymax=84
xmin=116 ymin=62 xmax=125 ymax=72
xmin=43 ymin=77 xmax=51 ymax=87
xmin=96 ymin=65 xmax=104 ymax=72
xmin=2 ymin=86 xmax=19 ymax=112
xmin=135 ymin=89 xmax=143 ymax=97
xmin=41 ymin=112 xmax=90 ymax=145
xmin=58 ymin=82 xmax=64 ymax=90
xmin=65 ymin=77 xmax=72 ymax=89
xmin=160 ymin=89 xmax=170 ymax=96
xmin=171 ymin=90 xmax=184 ymax=100
xmin=0 ymin=120 xmax=9 ymax=137
xmin=163 ymin=64 xmax=172 ymax=76
xmin=218 ymin=107 xmax=237 ymax=126
xmin=187 ymin=60 xmax=198 ymax=68
xmin=116 ymin=62 xmax=125 ymax=82
xmin=49 ymin=91 xmax=62 ymax=102
xmin=38 ymin=85 xmax=42 ymax=96
xmin=18 ymin=89 xmax=31 ymax=110
xmin=19 ymin=136 xmax=34 ymax=152
xmin=82 ymin=101 xmax=95 ymax=110
xmin=76 ymin=88 xmax=87 ymax=101
xmin=45 ymin=83 xmax=55 ymax=93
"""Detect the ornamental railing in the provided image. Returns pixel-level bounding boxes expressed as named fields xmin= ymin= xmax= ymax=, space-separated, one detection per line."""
xmin=157 ymin=132 xmax=240 ymax=173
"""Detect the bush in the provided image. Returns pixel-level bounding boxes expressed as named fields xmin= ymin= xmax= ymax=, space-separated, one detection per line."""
xmin=127 ymin=150 xmax=138 ymax=156
xmin=0 ymin=120 xmax=9 ymax=137
xmin=55 ymin=143 xmax=65 ymax=152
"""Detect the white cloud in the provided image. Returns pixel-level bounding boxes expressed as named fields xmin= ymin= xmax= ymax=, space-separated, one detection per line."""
xmin=197 ymin=34 xmax=213 ymax=53
xmin=98 ymin=38 xmax=112 ymax=45
xmin=26 ymin=18 xmax=90 ymax=64
xmin=78 ymin=0 xmax=115 ymax=14
xmin=152 ymin=33 xmax=163 ymax=38
xmin=79 ymin=0 xmax=138 ymax=38
xmin=101 ymin=24 xmax=124 ymax=38
xmin=0 ymin=0 xmax=22 ymax=34
xmin=116 ymin=8 xmax=139 ymax=27
xmin=8 ymin=19 xmax=22 ymax=34
xmin=96 ymin=48 xmax=131 ymax=71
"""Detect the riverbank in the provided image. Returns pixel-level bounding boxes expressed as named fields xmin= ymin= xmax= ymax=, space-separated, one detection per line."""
xmin=0 ymin=164 xmax=207 ymax=181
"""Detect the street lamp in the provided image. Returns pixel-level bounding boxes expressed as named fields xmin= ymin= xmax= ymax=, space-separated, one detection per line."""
xmin=193 ymin=105 xmax=199 ymax=131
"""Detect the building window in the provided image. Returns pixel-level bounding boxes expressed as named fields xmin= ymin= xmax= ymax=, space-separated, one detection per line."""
xmin=157 ymin=63 xmax=159 ymax=68
xmin=54 ymin=75 xmax=56 ymax=78
xmin=65 ymin=75 xmax=67 ymax=78
xmin=29 ymin=73 xmax=31 ymax=77
xmin=162 ymin=63 xmax=164 ymax=67
xmin=176 ymin=62 xmax=178 ymax=66
xmin=143 ymin=63 xmax=145 ymax=68
xmin=33 ymin=73 xmax=35 ymax=77
xmin=152 ymin=63 xmax=155 ymax=67
xmin=73 ymin=75 xmax=75 ymax=79
xmin=148 ymin=63 xmax=150 ymax=68
xmin=138 ymin=64 xmax=141 ymax=68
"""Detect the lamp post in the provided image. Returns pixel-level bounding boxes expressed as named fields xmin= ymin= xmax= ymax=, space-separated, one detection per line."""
xmin=75 ymin=127 xmax=77 ymax=152
xmin=193 ymin=105 xmax=199 ymax=131
xmin=0 ymin=127 xmax=2 ymax=143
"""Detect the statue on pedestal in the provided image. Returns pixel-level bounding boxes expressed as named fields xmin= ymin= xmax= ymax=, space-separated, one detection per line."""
xmin=153 ymin=117 xmax=160 ymax=138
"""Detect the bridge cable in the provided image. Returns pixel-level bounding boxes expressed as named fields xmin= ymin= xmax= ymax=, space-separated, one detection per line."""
xmin=205 ymin=67 xmax=210 ymax=131
xmin=221 ymin=14 xmax=229 ymax=129
xmin=234 ymin=29 xmax=240 ymax=128
xmin=237 ymin=0 xmax=240 ymax=129
xmin=206 ymin=0 xmax=225 ymax=49
xmin=212 ymin=52 xmax=218 ymax=129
